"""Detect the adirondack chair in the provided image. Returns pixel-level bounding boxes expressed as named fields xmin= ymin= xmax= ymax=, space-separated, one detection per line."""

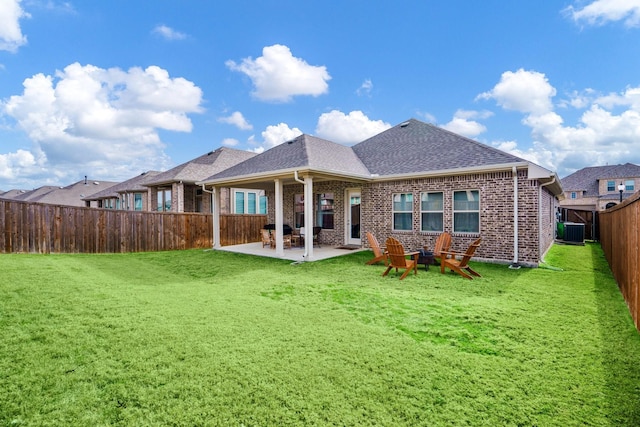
xmin=382 ymin=237 xmax=419 ymax=280
xmin=423 ymin=232 xmax=451 ymax=265
xmin=365 ymin=232 xmax=388 ymax=265
xmin=260 ymin=229 xmax=273 ymax=248
xmin=440 ymin=238 xmax=482 ymax=280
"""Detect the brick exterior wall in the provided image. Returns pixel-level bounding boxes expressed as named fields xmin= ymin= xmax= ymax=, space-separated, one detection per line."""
xmin=266 ymin=170 xmax=551 ymax=266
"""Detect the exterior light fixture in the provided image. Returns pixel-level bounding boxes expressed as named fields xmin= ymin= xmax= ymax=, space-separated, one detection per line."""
xmin=618 ymin=182 xmax=625 ymax=202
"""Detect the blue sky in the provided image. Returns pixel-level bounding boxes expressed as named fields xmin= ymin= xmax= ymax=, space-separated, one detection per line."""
xmin=1 ymin=0 xmax=640 ymax=190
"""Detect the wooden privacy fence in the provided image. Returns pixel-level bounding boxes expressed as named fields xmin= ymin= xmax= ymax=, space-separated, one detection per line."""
xmin=599 ymin=191 xmax=640 ymax=332
xmin=0 ymin=199 xmax=267 ymax=254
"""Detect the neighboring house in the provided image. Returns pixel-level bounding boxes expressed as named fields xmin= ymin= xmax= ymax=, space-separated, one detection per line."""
xmin=143 ymin=147 xmax=261 ymax=213
xmin=560 ymin=163 xmax=640 ymax=211
xmin=82 ymin=171 xmax=162 ymax=210
xmin=199 ymin=118 xmax=562 ymax=266
xmin=0 ymin=178 xmax=117 ymax=207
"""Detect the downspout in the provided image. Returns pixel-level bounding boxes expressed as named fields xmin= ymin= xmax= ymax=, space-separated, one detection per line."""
xmin=293 ymin=171 xmax=308 ymax=260
xmin=510 ymin=167 xmax=520 ymax=269
xmin=201 ymin=184 xmax=215 ymax=248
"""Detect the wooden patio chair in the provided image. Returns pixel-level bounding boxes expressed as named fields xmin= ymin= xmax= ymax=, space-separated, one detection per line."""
xmin=423 ymin=232 xmax=451 ymax=265
xmin=440 ymin=238 xmax=482 ymax=280
xmin=382 ymin=237 xmax=419 ymax=280
xmin=365 ymin=232 xmax=388 ymax=265
xmin=260 ymin=229 xmax=273 ymax=248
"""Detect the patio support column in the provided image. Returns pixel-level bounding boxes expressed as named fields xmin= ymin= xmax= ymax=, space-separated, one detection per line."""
xmin=212 ymin=186 xmax=221 ymax=249
xmin=274 ymin=178 xmax=285 ymax=257
xmin=304 ymin=175 xmax=314 ymax=261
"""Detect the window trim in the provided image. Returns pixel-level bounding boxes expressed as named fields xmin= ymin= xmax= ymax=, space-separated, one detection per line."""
xmin=453 ymin=189 xmax=480 ymax=234
xmin=392 ymin=192 xmax=414 ymax=231
xmin=420 ymin=191 xmax=444 ymax=232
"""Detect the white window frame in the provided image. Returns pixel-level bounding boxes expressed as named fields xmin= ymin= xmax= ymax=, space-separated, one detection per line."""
xmin=420 ymin=191 xmax=443 ymax=232
xmin=392 ymin=193 xmax=413 ymax=231
xmin=453 ymin=190 xmax=480 ymax=234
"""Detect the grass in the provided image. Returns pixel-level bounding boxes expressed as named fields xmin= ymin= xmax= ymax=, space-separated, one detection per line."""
xmin=1 ymin=243 xmax=639 ymax=426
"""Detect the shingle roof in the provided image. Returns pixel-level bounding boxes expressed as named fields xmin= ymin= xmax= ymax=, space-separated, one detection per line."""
xmin=84 ymin=171 xmax=162 ymax=200
xmin=561 ymin=163 xmax=640 ymax=197
xmin=8 ymin=179 xmax=118 ymax=207
xmin=146 ymin=147 xmax=257 ymax=185
xmin=202 ymin=134 xmax=370 ymax=181
xmin=352 ymin=118 xmax=526 ymax=175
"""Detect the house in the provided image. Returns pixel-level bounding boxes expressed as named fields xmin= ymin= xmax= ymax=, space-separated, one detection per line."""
xmin=143 ymin=147 xmax=261 ymax=213
xmin=560 ymin=163 xmax=640 ymax=211
xmin=199 ymin=118 xmax=562 ymax=266
xmin=82 ymin=171 xmax=162 ymax=210
xmin=0 ymin=178 xmax=117 ymax=207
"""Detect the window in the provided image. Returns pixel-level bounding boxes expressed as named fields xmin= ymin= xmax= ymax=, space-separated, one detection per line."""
xmin=571 ymin=192 xmax=577 ymax=199
xmin=157 ymin=189 xmax=171 ymax=211
xmin=259 ymin=195 xmax=267 ymax=214
xmin=134 ymin=193 xmax=143 ymax=211
xmin=625 ymin=180 xmax=634 ymax=191
xmin=453 ymin=190 xmax=479 ymax=233
xmin=393 ymin=193 xmax=413 ymax=231
xmin=234 ymin=191 xmax=245 ymax=213
xmin=316 ymin=193 xmax=334 ymax=229
xmin=294 ymin=194 xmax=305 ymax=228
xmin=421 ymin=192 xmax=443 ymax=232
xmin=233 ymin=189 xmax=266 ymax=214
xmin=607 ymin=180 xmax=615 ymax=192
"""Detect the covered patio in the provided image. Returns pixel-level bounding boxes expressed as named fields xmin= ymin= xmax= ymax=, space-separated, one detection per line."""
xmin=214 ymin=242 xmax=365 ymax=262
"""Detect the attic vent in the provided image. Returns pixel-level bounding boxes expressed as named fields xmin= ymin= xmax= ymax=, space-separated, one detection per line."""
xmin=400 ymin=121 xmax=410 ymax=127
xmin=207 ymin=151 xmax=214 ymax=155
xmin=93 ymin=182 xmax=100 ymax=185
xmin=287 ymin=140 xmax=295 ymax=145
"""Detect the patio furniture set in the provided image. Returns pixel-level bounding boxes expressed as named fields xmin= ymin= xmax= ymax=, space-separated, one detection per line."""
xmin=365 ymin=231 xmax=482 ymax=280
xmin=261 ymin=225 xmax=321 ymax=250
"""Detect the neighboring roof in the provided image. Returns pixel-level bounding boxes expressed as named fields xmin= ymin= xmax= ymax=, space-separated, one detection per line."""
xmin=11 ymin=186 xmax=60 ymax=202
xmin=202 ymin=134 xmax=370 ymax=182
xmin=352 ymin=118 xmax=526 ymax=176
xmin=146 ymin=147 xmax=257 ymax=186
xmin=3 ymin=179 xmax=118 ymax=207
xmin=0 ymin=189 xmax=31 ymax=200
xmin=561 ymin=163 xmax=640 ymax=197
xmin=84 ymin=171 xmax=162 ymax=201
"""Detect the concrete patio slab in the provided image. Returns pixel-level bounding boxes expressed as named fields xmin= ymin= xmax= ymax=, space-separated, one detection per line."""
xmin=215 ymin=242 xmax=365 ymax=262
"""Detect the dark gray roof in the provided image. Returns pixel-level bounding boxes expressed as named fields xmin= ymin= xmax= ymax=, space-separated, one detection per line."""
xmin=7 ymin=179 xmax=118 ymax=207
xmin=202 ymin=134 xmax=370 ymax=181
xmin=146 ymin=147 xmax=257 ymax=186
xmin=352 ymin=118 xmax=526 ymax=175
xmin=84 ymin=171 xmax=162 ymax=201
xmin=561 ymin=163 xmax=640 ymax=197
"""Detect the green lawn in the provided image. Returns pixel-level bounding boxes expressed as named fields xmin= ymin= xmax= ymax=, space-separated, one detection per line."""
xmin=1 ymin=243 xmax=639 ymax=426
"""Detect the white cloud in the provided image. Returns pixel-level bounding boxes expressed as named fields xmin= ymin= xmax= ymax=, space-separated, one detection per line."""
xmin=218 ymin=111 xmax=253 ymax=130
xmin=0 ymin=149 xmax=40 ymax=179
xmin=1 ymin=62 xmax=203 ymax=185
xmin=477 ymin=69 xmax=556 ymax=115
xmin=261 ymin=123 xmax=302 ymax=149
xmin=442 ymin=110 xmax=492 ymax=138
xmin=315 ymin=110 xmax=391 ymax=145
xmin=0 ymin=0 xmax=29 ymax=52
xmin=221 ymin=138 xmax=239 ymax=147
xmin=152 ymin=24 xmax=187 ymax=40
xmin=226 ymin=44 xmax=331 ymax=102
xmin=356 ymin=79 xmax=373 ymax=96
xmin=566 ymin=0 xmax=640 ymax=27
xmin=480 ymin=69 xmax=640 ymax=176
